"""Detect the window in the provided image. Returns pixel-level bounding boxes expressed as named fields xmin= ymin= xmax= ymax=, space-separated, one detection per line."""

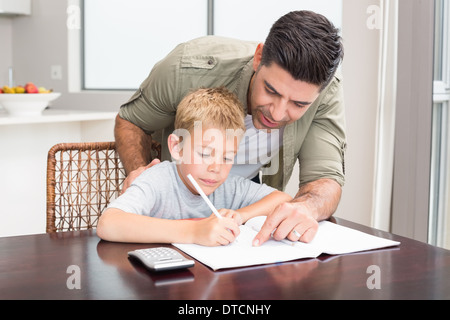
xmin=83 ymin=0 xmax=208 ymax=90
xmin=213 ymin=0 xmax=342 ymax=42
xmin=82 ymin=0 xmax=342 ymax=90
xmin=430 ymin=0 xmax=450 ymax=249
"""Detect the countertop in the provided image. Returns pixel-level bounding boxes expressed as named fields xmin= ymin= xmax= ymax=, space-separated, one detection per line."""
xmin=0 ymin=108 xmax=117 ymax=126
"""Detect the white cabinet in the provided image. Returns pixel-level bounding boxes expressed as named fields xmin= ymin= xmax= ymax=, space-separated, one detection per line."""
xmin=0 ymin=0 xmax=31 ymax=15
xmin=0 ymin=109 xmax=116 ymax=237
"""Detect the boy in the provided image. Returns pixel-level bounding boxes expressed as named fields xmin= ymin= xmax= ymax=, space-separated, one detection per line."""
xmin=97 ymin=87 xmax=292 ymax=246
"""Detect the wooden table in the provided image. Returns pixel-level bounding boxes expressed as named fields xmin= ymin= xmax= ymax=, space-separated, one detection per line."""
xmin=1 ymin=218 xmax=449 ymax=301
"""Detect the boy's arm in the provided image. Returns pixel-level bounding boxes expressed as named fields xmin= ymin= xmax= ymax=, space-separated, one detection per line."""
xmin=236 ymin=190 xmax=292 ymax=224
xmin=97 ymin=208 xmax=239 ymax=246
xmin=97 ymin=208 xmax=192 ymax=243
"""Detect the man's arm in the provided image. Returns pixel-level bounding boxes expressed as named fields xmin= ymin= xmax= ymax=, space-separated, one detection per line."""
xmin=253 ymin=178 xmax=341 ymax=246
xmin=115 ymin=114 xmax=161 ymax=193
xmin=114 ymin=114 xmax=154 ymax=175
xmin=236 ymin=190 xmax=292 ymax=224
xmin=293 ymin=178 xmax=341 ymax=221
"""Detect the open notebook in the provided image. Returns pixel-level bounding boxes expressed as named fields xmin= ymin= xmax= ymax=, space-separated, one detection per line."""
xmin=173 ymin=216 xmax=400 ymax=271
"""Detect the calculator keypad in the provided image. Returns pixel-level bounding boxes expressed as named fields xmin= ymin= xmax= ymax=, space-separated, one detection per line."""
xmin=137 ymin=248 xmax=180 ymax=262
xmin=128 ymin=247 xmax=195 ymax=271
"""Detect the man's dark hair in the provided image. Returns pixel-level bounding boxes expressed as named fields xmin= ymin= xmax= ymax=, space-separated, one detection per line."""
xmin=261 ymin=10 xmax=344 ymax=91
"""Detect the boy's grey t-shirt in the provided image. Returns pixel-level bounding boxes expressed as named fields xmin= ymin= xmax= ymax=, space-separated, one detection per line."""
xmin=108 ymin=161 xmax=276 ymax=219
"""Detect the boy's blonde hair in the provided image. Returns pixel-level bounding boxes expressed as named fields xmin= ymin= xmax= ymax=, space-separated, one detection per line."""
xmin=174 ymin=87 xmax=246 ymax=133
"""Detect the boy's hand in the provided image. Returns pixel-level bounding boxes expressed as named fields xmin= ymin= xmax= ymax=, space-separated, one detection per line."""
xmin=218 ymin=208 xmax=243 ymax=226
xmin=193 ymin=213 xmax=240 ymax=246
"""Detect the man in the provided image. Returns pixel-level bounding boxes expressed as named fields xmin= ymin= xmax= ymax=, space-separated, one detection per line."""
xmin=114 ymin=10 xmax=346 ymax=245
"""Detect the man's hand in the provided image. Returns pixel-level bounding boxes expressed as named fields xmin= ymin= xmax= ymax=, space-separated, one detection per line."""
xmin=252 ymin=178 xmax=341 ymax=246
xmin=120 ymin=158 xmax=161 ymax=194
xmin=252 ymin=202 xmax=318 ymax=246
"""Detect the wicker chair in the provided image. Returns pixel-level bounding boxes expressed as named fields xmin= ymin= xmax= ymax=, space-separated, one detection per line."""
xmin=46 ymin=141 xmax=161 ymax=233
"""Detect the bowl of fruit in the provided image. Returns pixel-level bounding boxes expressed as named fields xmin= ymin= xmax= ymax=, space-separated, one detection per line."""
xmin=0 ymin=82 xmax=61 ymax=116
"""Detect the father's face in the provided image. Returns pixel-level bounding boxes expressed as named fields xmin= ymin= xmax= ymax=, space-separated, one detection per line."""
xmin=248 ymin=47 xmax=320 ymax=131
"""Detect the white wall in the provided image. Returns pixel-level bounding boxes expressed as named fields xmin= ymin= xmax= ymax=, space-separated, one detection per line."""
xmin=337 ymin=0 xmax=380 ymax=226
xmin=2 ymin=0 xmax=382 ymax=228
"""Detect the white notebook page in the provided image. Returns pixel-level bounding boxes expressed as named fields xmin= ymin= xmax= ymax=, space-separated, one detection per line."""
xmin=174 ymin=216 xmax=400 ymax=271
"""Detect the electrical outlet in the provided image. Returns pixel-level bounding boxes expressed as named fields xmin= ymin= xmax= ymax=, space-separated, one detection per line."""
xmin=51 ymin=65 xmax=62 ymax=80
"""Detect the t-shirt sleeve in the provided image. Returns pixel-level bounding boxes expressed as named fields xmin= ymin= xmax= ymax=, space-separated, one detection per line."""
xmin=226 ymin=175 xmax=277 ymax=209
xmin=106 ymin=171 xmax=157 ymax=215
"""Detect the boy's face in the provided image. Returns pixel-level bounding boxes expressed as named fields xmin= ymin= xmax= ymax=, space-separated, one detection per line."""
xmin=172 ymin=126 xmax=240 ymax=196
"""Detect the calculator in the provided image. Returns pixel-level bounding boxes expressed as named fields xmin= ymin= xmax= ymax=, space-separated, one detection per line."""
xmin=128 ymin=247 xmax=195 ymax=272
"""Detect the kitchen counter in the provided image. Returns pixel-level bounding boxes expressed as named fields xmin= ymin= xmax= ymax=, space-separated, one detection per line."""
xmin=0 ymin=108 xmax=117 ymax=125
xmin=0 ymin=108 xmax=117 ymax=237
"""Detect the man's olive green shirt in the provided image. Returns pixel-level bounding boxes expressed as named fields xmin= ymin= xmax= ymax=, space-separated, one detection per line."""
xmin=119 ymin=36 xmax=346 ymax=191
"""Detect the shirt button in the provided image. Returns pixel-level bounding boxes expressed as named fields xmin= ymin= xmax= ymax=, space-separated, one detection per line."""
xmin=207 ymin=59 xmax=214 ymax=65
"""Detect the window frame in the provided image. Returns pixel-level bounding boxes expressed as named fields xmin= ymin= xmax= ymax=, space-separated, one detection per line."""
xmin=429 ymin=0 xmax=450 ymax=248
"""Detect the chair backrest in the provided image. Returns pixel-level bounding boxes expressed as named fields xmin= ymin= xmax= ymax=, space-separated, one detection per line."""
xmin=46 ymin=141 xmax=161 ymax=233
